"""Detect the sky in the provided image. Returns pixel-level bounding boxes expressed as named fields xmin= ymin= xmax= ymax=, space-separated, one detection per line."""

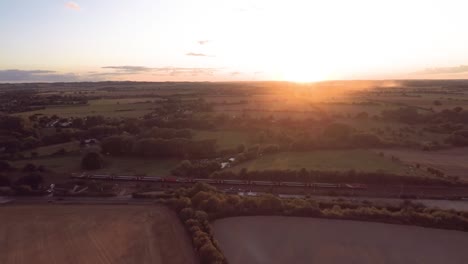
xmin=1 ymin=0 xmax=468 ymax=82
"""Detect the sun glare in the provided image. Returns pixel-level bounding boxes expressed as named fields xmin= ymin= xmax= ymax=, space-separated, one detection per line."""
xmin=281 ymin=66 xmax=330 ymax=83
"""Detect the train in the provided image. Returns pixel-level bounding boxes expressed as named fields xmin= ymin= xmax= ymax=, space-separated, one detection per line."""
xmin=71 ymin=173 xmax=367 ymax=190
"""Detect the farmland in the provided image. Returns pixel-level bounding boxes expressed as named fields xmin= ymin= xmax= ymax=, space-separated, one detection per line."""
xmin=378 ymin=147 xmax=468 ymax=178
xmin=0 ymin=205 xmax=197 ymax=264
xmin=16 ymin=98 xmax=155 ymax=118
xmin=213 ymin=216 xmax=468 ymax=264
xmin=229 ymin=150 xmax=415 ymax=175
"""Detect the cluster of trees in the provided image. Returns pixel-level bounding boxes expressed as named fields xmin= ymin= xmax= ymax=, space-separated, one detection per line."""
xmin=446 ymin=129 xmax=468 ymax=146
xmin=81 ymin=152 xmax=103 ymax=170
xmin=382 ymin=106 xmax=468 ymax=125
xmin=165 ymin=185 xmax=226 ymax=264
xmin=101 ymin=135 xmax=217 ymax=159
xmin=0 ymin=90 xmax=88 ymax=114
xmin=142 ymin=117 xmax=214 ymax=130
xmin=211 ymin=168 xmax=457 ymax=185
xmin=0 ymin=173 xmax=44 ymax=190
xmin=141 ymin=127 xmax=193 ymax=139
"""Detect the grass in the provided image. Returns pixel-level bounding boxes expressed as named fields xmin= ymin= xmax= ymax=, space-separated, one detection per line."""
xmin=229 ymin=150 xmax=412 ymax=174
xmin=193 ymin=130 xmax=252 ymax=149
xmin=21 ymin=141 xmax=80 ymax=157
xmin=15 ymin=99 xmax=155 ymax=118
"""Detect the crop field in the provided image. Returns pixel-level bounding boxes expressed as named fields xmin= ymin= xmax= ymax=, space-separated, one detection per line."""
xmin=229 ymin=150 xmax=417 ymax=175
xmin=213 ymin=216 xmax=468 ymax=264
xmin=16 ymin=99 xmax=155 ymax=118
xmin=378 ymin=147 xmax=468 ymax=178
xmin=0 ymin=205 xmax=196 ymax=264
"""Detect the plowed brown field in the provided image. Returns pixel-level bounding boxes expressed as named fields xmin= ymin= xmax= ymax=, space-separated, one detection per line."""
xmin=0 ymin=205 xmax=197 ymax=264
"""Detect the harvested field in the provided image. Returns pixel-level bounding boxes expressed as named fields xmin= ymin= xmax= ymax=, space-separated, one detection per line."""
xmin=378 ymin=147 xmax=468 ymax=178
xmin=0 ymin=205 xmax=197 ymax=264
xmin=213 ymin=216 xmax=468 ymax=264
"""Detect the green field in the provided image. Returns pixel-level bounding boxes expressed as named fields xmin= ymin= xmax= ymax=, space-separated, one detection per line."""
xmin=193 ymin=130 xmax=252 ymax=149
xmin=21 ymin=141 xmax=80 ymax=157
xmin=229 ymin=150 xmax=413 ymax=174
xmin=16 ymin=99 xmax=155 ymax=118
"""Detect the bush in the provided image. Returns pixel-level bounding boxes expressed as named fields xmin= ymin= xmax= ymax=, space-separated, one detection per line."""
xmin=15 ymin=173 xmax=43 ymax=189
xmin=81 ymin=152 xmax=103 ymax=170
xmin=0 ymin=160 xmax=12 ymax=171
xmin=0 ymin=174 xmax=10 ymax=186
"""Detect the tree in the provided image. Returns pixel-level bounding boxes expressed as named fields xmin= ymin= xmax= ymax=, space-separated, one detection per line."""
xmin=0 ymin=160 xmax=12 ymax=171
xmin=0 ymin=174 xmax=10 ymax=186
xmin=322 ymin=123 xmax=352 ymax=140
xmin=81 ymin=152 xmax=103 ymax=170
xmin=15 ymin=173 xmax=43 ymax=189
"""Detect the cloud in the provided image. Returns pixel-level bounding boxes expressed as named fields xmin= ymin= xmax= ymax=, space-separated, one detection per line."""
xmin=186 ymin=52 xmax=208 ymax=57
xmin=101 ymin=65 xmax=219 ymax=77
xmin=151 ymin=67 xmax=218 ymax=77
xmin=0 ymin=69 xmax=83 ymax=82
xmin=101 ymin=66 xmax=152 ymax=73
xmin=230 ymin=71 xmax=241 ymax=76
xmin=417 ymin=65 xmax=468 ymax=75
xmin=0 ymin=66 xmax=222 ymax=82
xmin=65 ymin=1 xmax=80 ymax=11
xmin=197 ymin=40 xmax=210 ymax=45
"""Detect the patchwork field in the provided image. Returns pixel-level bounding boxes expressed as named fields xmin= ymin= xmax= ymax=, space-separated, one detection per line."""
xmin=16 ymin=98 xmax=155 ymax=118
xmin=0 ymin=205 xmax=196 ymax=264
xmin=229 ymin=150 xmax=416 ymax=175
xmin=379 ymin=147 xmax=468 ymax=178
xmin=213 ymin=216 xmax=468 ymax=264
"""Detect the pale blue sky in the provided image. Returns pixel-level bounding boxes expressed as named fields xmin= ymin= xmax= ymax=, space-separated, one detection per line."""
xmin=1 ymin=0 xmax=468 ymax=82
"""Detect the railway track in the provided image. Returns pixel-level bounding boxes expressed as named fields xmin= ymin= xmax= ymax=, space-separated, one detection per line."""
xmin=71 ymin=173 xmax=367 ymax=190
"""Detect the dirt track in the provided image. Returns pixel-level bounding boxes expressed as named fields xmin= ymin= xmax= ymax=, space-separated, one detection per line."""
xmin=213 ymin=216 xmax=468 ymax=264
xmin=0 ymin=205 xmax=197 ymax=264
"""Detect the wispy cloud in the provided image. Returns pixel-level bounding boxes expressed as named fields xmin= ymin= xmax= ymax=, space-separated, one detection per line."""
xmin=65 ymin=1 xmax=80 ymax=11
xmin=0 ymin=66 xmax=223 ymax=82
xmin=0 ymin=69 xmax=83 ymax=82
xmin=186 ymin=52 xmax=208 ymax=57
xmin=151 ymin=67 xmax=218 ymax=76
xmin=101 ymin=66 xmax=152 ymax=73
xmin=230 ymin=71 xmax=241 ymax=76
xmin=197 ymin=40 xmax=210 ymax=45
xmin=417 ymin=65 xmax=468 ymax=75
xmin=101 ymin=65 xmax=219 ymax=77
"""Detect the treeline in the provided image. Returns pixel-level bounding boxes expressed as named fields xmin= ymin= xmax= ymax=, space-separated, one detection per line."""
xmin=102 ymin=135 xmax=217 ymax=159
xmin=162 ymin=183 xmax=468 ymax=264
xmin=382 ymin=106 xmax=468 ymax=124
xmin=211 ymin=169 xmax=458 ymax=185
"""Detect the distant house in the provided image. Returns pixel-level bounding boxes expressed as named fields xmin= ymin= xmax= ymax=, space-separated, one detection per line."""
xmin=83 ymin=138 xmax=99 ymax=146
xmin=221 ymin=162 xmax=229 ymax=169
